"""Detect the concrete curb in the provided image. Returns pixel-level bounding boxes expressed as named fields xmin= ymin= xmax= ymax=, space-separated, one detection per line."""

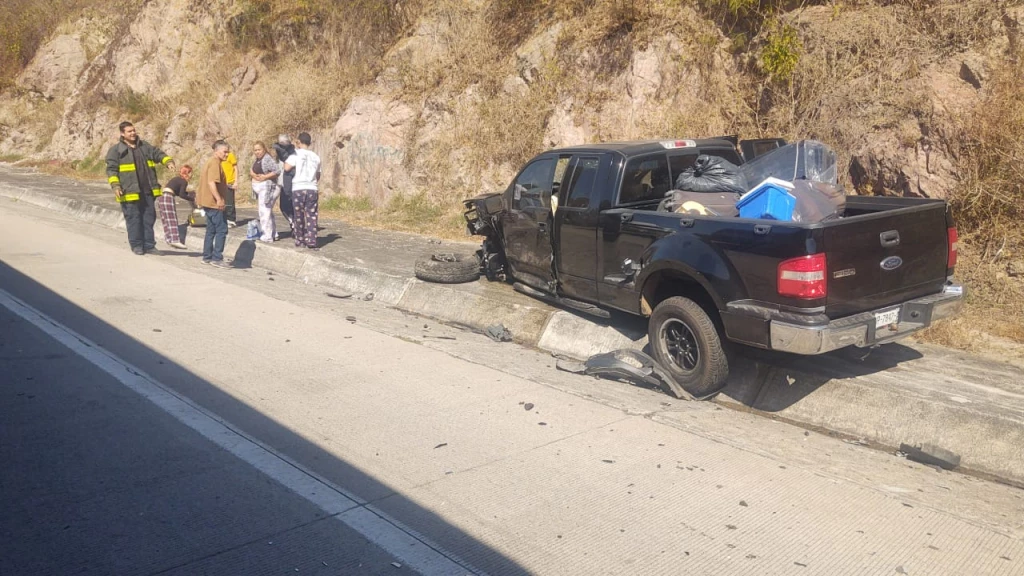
xmin=4 ymin=184 xmax=1024 ymax=486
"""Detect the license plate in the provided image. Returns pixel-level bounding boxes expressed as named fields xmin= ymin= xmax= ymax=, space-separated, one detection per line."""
xmin=875 ymin=308 xmax=900 ymax=329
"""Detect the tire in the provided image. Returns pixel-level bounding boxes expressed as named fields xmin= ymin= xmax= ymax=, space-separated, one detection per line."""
xmin=414 ymin=252 xmax=481 ymax=284
xmin=648 ymin=297 xmax=729 ymax=397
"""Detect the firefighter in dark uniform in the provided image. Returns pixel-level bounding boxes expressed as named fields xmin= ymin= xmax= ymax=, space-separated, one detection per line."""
xmin=105 ymin=121 xmax=175 ymax=254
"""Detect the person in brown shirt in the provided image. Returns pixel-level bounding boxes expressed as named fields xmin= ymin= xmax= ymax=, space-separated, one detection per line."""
xmin=199 ymin=140 xmax=232 ymax=268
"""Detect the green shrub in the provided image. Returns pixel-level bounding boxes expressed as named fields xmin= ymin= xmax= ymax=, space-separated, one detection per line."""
xmin=761 ymin=21 xmax=801 ymax=82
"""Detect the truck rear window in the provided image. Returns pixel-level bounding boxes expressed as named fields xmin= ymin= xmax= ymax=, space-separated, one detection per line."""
xmin=617 ymin=148 xmax=744 ymax=206
xmin=620 ymin=154 xmax=671 ymax=204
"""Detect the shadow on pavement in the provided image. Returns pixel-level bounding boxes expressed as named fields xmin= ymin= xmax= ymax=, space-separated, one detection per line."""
xmin=722 ymin=343 xmax=925 ymax=412
xmin=0 ymin=260 xmax=528 ymax=576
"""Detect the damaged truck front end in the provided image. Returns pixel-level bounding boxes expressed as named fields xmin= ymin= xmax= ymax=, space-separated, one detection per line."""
xmin=464 ymin=193 xmax=508 ymax=281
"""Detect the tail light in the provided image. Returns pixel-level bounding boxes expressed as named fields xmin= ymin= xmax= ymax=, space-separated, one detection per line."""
xmin=947 ymin=227 xmax=958 ymax=269
xmin=778 ymin=254 xmax=827 ymax=299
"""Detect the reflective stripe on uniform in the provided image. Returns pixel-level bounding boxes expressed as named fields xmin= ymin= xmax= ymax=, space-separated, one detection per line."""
xmin=161 ymin=157 xmax=172 ymax=165
xmin=117 ymin=193 xmax=141 ymax=203
xmin=147 ymin=160 xmax=157 ymax=168
xmin=152 ymin=188 xmax=163 ymax=197
xmin=119 ymin=164 xmax=136 ymax=172
xmin=108 ymin=176 xmax=120 ymax=184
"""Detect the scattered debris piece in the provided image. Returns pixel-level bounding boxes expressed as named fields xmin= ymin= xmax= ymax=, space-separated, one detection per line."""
xmin=523 ymin=403 xmax=535 ymax=411
xmin=285 ymin=339 xmax=291 ymax=343
xmin=795 ymin=562 xmax=808 ymax=568
xmin=726 ymin=525 xmax=737 ymax=530
xmin=363 ymin=293 xmax=375 ymax=301
xmin=899 ymin=443 xmax=961 ymax=470
xmin=424 ymin=335 xmax=457 ymax=340
xmin=434 ymin=443 xmax=448 ymax=449
xmin=268 ymin=277 xmax=275 ymax=281
xmin=152 ymin=328 xmax=162 ymax=333
xmin=602 ymin=459 xmax=615 ymax=464
xmin=555 ymin=359 xmax=586 ymax=374
xmin=346 ymin=316 xmax=357 ymax=323
xmin=538 ymin=422 xmax=547 ymax=426
xmin=896 ymin=566 xmax=908 ymax=574
xmin=485 ymin=324 xmax=513 ymax=342
xmin=267 ymin=271 xmax=273 ymax=275
xmin=326 ymin=292 xmax=352 ymax=299
xmin=392 ymin=562 xmax=403 ymax=568
xmin=739 ymin=501 xmax=748 ymax=507
xmin=564 ymin=349 xmax=699 ymax=401
xmin=746 ymin=554 xmax=757 ymax=559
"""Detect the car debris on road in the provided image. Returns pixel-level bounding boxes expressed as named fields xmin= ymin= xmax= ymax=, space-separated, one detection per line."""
xmin=556 ymin=349 xmax=708 ymax=401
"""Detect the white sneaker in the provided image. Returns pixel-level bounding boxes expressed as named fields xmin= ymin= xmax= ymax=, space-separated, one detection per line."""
xmin=228 ymin=221 xmax=238 ymax=228
xmin=168 ymin=242 xmax=187 ymax=250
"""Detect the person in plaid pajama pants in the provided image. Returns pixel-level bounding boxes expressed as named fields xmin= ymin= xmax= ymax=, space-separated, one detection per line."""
xmin=157 ymin=165 xmax=196 ymax=250
xmin=282 ymin=132 xmax=322 ymax=250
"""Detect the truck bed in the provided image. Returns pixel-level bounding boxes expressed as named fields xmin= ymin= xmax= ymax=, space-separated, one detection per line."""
xmin=620 ymin=195 xmax=950 ymax=319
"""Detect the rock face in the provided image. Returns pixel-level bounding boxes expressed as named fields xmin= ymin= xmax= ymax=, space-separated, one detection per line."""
xmin=332 ymin=95 xmax=416 ymax=202
xmin=17 ymin=35 xmax=88 ymax=101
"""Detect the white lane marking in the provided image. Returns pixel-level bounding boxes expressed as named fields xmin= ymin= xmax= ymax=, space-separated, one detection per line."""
xmin=0 ymin=288 xmax=476 ymax=576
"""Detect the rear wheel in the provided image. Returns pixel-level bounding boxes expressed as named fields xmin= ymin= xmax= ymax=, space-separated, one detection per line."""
xmin=648 ymin=297 xmax=729 ymax=397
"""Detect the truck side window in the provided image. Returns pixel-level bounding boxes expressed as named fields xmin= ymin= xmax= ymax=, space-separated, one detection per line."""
xmin=619 ymin=153 xmax=670 ymax=205
xmin=564 ymin=157 xmax=600 ymax=209
xmin=513 ymin=158 xmax=556 ymax=210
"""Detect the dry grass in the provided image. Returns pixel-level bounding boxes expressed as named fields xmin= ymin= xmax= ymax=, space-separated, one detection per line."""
xmin=235 ymin=62 xmax=353 ymax=145
xmin=321 ymin=192 xmax=467 ymax=239
xmin=916 ymin=25 xmax=1024 ymax=350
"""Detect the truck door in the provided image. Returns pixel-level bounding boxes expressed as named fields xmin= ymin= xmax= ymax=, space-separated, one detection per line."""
xmin=500 ymin=156 xmax=558 ymax=290
xmin=554 ymin=155 xmax=604 ymax=301
xmin=598 ymin=152 xmax=675 ymax=310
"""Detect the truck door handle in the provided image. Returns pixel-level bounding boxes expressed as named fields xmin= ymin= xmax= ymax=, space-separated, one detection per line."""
xmin=620 ymin=213 xmax=633 ymax=223
xmin=538 ymin=222 xmax=547 ymax=233
xmin=880 ymin=230 xmax=900 ymax=247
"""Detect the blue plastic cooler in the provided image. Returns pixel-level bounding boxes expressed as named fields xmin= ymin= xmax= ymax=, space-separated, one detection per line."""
xmin=736 ymin=179 xmax=796 ymax=220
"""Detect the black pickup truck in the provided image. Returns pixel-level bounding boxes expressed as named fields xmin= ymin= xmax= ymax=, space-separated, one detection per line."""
xmin=462 ymin=138 xmax=964 ymax=396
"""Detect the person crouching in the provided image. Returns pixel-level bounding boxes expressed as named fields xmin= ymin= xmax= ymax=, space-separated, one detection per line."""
xmin=158 ymin=165 xmax=196 ymax=249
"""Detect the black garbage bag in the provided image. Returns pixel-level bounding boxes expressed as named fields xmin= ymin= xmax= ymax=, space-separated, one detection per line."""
xmin=675 ymin=155 xmax=748 ymax=195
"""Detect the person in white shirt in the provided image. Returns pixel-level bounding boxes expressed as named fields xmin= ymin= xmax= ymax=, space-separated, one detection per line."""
xmin=283 ymin=132 xmax=322 ymax=249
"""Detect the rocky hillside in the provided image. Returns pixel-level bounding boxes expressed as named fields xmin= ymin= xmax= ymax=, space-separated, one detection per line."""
xmin=1 ymin=0 xmax=1022 ymax=346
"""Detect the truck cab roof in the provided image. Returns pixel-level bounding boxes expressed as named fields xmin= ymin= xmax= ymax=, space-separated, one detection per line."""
xmin=548 ymin=139 xmax=744 ymax=160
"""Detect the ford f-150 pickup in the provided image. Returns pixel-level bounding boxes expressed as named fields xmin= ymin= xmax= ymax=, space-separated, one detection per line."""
xmin=463 ymin=138 xmax=964 ymax=396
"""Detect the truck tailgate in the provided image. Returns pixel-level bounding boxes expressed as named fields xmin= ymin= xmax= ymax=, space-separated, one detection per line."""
xmin=824 ymin=203 xmax=948 ymax=318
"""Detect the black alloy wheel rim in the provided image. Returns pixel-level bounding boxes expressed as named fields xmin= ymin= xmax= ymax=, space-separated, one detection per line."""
xmin=661 ymin=318 xmax=700 ymax=372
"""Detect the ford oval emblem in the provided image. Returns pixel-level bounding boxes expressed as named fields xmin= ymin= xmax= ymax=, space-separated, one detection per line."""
xmin=880 ymin=256 xmax=903 ymax=271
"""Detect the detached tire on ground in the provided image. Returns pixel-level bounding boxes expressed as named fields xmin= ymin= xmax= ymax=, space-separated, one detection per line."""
xmin=414 ymin=253 xmax=481 ymax=284
xmin=648 ymin=296 xmax=729 ymax=397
